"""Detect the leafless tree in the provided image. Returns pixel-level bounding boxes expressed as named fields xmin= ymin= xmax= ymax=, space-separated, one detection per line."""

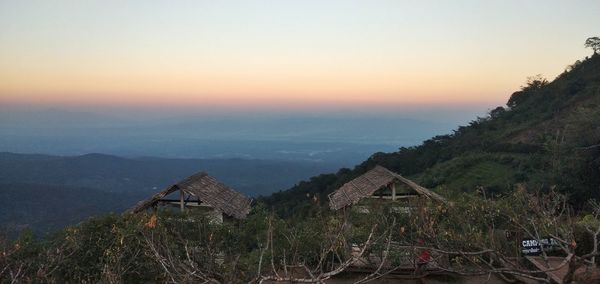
xmin=255 ymin=189 xmax=600 ymax=283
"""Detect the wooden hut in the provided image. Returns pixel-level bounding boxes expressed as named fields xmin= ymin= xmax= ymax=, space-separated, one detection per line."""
xmin=328 ymin=165 xmax=446 ymax=213
xmin=329 ymin=165 xmax=448 ymax=270
xmin=126 ymin=172 xmax=252 ymax=222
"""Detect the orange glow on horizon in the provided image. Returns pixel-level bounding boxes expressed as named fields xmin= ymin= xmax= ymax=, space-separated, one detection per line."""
xmin=1 ymin=1 xmax=596 ymax=110
xmin=0 ymin=60 xmax=514 ymax=108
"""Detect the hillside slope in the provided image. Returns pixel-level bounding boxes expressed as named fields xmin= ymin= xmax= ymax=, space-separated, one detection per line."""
xmin=0 ymin=152 xmax=338 ymax=196
xmin=264 ymin=54 xmax=600 ymax=217
xmin=0 ymin=153 xmax=338 ymax=234
xmin=0 ymin=183 xmax=138 ymax=237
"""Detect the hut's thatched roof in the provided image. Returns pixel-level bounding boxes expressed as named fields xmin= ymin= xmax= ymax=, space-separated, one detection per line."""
xmin=126 ymin=172 xmax=252 ymax=219
xmin=328 ymin=165 xmax=446 ymax=210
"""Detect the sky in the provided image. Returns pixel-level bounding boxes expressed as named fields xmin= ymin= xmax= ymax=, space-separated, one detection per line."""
xmin=1 ymin=0 xmax=599 ymax=111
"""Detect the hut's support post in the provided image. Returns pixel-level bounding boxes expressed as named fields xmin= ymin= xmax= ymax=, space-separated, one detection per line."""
xmin=392 ymin=183 xmax=397 ymax=201
xmin=180 ymin=190 xmax=185 ymax=212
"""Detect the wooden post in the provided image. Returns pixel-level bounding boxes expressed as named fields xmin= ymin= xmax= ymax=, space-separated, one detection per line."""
xmin=392 ymin=183 xmax=397 ymax=201
xmin=179 ymin=190 xmax=185 ymax=212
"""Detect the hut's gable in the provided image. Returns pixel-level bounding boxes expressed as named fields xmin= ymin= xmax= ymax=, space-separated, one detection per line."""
xmin=126 ymin=185 xmax=178 ymax=214
xmin=177 ymin=172 xmax=252 ymax=220
xmin=127 ymin=172 xmax=252 ymax=219
xmin=328 ymin=165 xmax=446 ymax=210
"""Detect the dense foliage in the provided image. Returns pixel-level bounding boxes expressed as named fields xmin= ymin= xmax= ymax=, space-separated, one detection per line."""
xmin=3 ymin=189 xmax=600 ymax=283
xmin=0 ymin=207 xmax=353 ymax=282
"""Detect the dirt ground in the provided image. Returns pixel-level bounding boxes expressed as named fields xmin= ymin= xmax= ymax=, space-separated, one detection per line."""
xmin=265 ymin=269 xmax=512 ymax=283
xmin=325 ymin=271 xmax=508 ymax=284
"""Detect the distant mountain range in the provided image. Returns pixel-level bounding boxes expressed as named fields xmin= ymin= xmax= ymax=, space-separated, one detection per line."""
xmin=0 ymin=152 xmax=338 ymax=235
xmin=0 ymin=109 xmax=461 ymax=165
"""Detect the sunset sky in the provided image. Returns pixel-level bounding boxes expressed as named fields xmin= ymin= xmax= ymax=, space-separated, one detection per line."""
xmin=1 ymin=0 xmax=599 ymax=111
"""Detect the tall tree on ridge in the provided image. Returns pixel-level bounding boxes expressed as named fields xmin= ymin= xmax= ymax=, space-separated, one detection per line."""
xmin=585 ymin=37 xmax=600 ymax=54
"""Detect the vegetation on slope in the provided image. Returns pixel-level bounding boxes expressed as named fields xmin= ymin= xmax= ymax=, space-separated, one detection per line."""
xmin=3 ymin=189 xmax=600 ymax=283
xmin=263 ymin=53 xmax=600 ymax=217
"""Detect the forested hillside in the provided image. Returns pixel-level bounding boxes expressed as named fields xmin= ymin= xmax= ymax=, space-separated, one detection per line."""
xmin=0 ymin=153 xmax=338 ymax=235
xmin=0 ymin=183 xmax=138 ymax=237
xmin=264 ymin=53 xmax=600 ymax=218
xmin=0 ymin=152 xmax=337 ymax=196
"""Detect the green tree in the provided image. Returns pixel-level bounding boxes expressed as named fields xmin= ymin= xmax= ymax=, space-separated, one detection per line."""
xmin=507 ymin=75 xmax=548 ymax=108
xmin=585 ymin=37 xmax=600 ymax=54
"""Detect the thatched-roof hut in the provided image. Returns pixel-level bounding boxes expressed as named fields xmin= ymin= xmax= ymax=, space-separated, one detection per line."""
xmin=126 ymin=172 xmax=252 ymax=220
xmin=328 ymin=165 xmax=446 ymax=211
